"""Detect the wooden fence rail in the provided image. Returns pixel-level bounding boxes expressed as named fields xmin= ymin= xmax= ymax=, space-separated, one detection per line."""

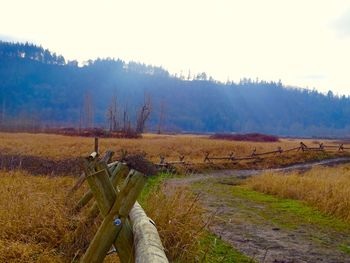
xmin=71 ymin=150 xmax=168 ymax=263
xmin=203 ymin=141 xmax=350 ymax=164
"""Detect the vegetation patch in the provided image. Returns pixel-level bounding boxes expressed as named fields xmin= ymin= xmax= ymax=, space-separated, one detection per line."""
xmin=199 ymin=232 xmax=254 ymax=263
xmin=246 ymin=165 xmax=350 ymax=222
xmin=339 ymin=244 xmax=350 ymax=255
xmin=210 ymin=133 xmax=279 ymax=142
xmin=231 ymin=186 xmax=349 ymax=231
xmin=0 ymin=153 xmax=83 ymax=175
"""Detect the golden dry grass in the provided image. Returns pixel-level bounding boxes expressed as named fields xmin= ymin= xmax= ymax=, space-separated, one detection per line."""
xmin=0 ymin=169 xmax=205 ymax=262
xmin=0 ymin=132 xmax=341 ymax=163
xmin=143 ymin=185 xmax=206 ymax=262
xmin=246 ymin=165 xmax=350 ymax=222
xmin=0 ymin=170 xmax=119 ymax=263
xmin=0 ymin=171 xmax=73 ymax=262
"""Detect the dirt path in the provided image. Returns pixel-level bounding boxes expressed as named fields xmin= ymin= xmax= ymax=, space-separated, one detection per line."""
xmin=167 ymin=157 xmax=350 ymax=186
xmin=165 ymin=157 xmax=350 ymax=263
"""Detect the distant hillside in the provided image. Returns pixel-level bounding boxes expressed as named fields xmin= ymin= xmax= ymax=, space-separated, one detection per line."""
xmin=0 ymin=41 xmax=350 ymax=136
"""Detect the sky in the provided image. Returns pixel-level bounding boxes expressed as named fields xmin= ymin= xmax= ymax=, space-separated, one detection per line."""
xmin=1 ymin=0 xmax=350 ymax=95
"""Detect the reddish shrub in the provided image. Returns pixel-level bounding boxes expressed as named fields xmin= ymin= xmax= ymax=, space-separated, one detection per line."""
xmin=210 ymin=133 xmax=279 ymax=142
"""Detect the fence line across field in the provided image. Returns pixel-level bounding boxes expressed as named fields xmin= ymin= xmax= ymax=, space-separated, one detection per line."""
xmin=202 ymin=141 xmax=349 ymax=164
xmin=92 ymin=137 xmax=350 ymax=170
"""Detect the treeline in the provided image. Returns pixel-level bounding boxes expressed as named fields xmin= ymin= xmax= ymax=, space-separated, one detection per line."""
xmin=0 ymin=41 xmax=350 ymax=137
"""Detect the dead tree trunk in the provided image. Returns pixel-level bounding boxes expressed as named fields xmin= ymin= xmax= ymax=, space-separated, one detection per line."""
xmin=136 ymin=94 xmax=151 ymax=134
xmin=157 ymin=100 xmax=165 ymax=134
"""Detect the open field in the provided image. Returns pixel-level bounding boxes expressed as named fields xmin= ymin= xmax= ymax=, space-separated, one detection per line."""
xmin=1 ymin=132 xmax=350 ymax=262
xmin=0 ymin=132 xmax=347 ymax=174
xmin=0 ymin=132 xmax=341 ymax=161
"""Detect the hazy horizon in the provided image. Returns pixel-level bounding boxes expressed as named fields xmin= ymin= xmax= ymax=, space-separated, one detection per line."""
xmin=1 ymin=0 xmax=350 ymax=95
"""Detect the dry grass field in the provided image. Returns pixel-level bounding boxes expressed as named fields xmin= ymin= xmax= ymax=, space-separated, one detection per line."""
xmin=247 ymin=165 xmax=350 ymax=222
xmin=0 ymin=171 xmax=79 ymax=262
xmin=0 ymin=132 xmax=349 ymax=262
xmin=0 ymin=171 xmax=206 ymax=262
xmin=0 ymin=132 xmax=343 ymax=164
xmin=0 ymin=170 xmax=130 ymax=263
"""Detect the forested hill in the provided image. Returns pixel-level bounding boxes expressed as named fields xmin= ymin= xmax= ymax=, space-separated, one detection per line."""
xmin=0 ymin=41 xmax=349 ymax=136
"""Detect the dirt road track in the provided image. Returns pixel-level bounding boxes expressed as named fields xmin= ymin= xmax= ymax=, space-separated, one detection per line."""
xmin=165 ymin=157 xmax=350 ymax=263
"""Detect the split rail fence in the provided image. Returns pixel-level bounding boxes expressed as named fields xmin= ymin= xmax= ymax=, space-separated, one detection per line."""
xmin=70 ymin=149 xmax=168 ymax=263
xmin=154 ymin=141 xmax=350 ymax=169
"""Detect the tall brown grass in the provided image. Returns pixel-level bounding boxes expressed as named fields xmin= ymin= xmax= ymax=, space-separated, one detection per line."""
xmin=143 ymin=185 xmax=207 ymax=262
xmin=0 ymin=132 xmax=339 ymax=164
xmin=0 ymin=170 xmax=111 ymax=262
xmin=0 ymin=169 xmax=206 ymax=262
xmin=0 ymin=171 xmax=72 ymax=262
xmin=246 ymin=165 xmax=350 ymax=222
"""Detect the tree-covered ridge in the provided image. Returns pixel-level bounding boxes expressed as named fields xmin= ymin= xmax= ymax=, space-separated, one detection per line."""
xmin=0 ymin=41 xmax=349 ymax=136
xmin=0 ymin=41 xmax=66 ymax=65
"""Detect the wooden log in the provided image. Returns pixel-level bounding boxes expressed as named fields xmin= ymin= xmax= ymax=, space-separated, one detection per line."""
xmin=73 ymin=162 xmax=125 ymax=213
xmin=101 ymin=150 xmax=114 ymax=163
xmin=283 ymin=146 xmax=301 ymax=153
xmin=204 ymin=156 xmax=231 ymax=160
xmin=130 ymin=202 xmax=168 ymax=263
xmin=251 ymin=148 xmax=257 ymax=157
xmin=232 ymin=156 xmax=255 ymax=161
xmin=69 ymin=153 xmax=99 ymax=194
xmin=204 ymin=152 xmax=210 ymax=163
xmin=86 ymin=169 xmax=117 ymax=216
xmin=74 ymin=190 xmax=94 ymax=213
xmin=115 ymin=170 xmax=148 ymax=217
xmin=68 ymin=172 xmax=87 ymax=195
xmin=106 ymin=165 xmax=134 ymax=263
xmin=80 ymin=164 xmax=134 ymax=262
xmin=300 ymin=142 xmax=308 ymax=151
xmin=79 ymin=163 xmax=129 ymax=221
xmin=114 ymin=216 xmax=135 ymax=263
xmin=81 ymin=170 xmax=147 ymax=263
xmin=108 ymin=161 xmax=119 ymax=168
xmin=80 ymin=212 xmax=123 ymax=263
xmin=110 ymin=162 xmax=129 ymax=187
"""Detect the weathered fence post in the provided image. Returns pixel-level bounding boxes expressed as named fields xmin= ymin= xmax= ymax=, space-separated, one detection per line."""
xmin=95 ymin=137 xmax=99 ymax=153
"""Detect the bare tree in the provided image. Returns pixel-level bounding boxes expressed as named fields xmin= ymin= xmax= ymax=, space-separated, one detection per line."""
xmin=157 ymin=100 xmax=166 ymax=134
xmin=83 ymin=92 xmax=94 ymax=128
xmin=136 ymin=94 xmax=152 ymax=134
xmin=106 ymin=94 xmax=118 ymax=132
xmin=122 ymin=103 xmax=129 ymax=133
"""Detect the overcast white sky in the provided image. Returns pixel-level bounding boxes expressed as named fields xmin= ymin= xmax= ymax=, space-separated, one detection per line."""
xmin=1 ymin=0 xmax=350 ymax=95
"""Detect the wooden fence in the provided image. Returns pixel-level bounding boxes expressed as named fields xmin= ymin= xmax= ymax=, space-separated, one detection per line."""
xmin=152 ymin=141 xmax=350 ymax=169
xmin=85 ymin=139 xmax=350 ymax=175
xmin=202 ymin=141 xmax=350 ymax=163
xmin=70 ymin=150 xmax=168 ymax=263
